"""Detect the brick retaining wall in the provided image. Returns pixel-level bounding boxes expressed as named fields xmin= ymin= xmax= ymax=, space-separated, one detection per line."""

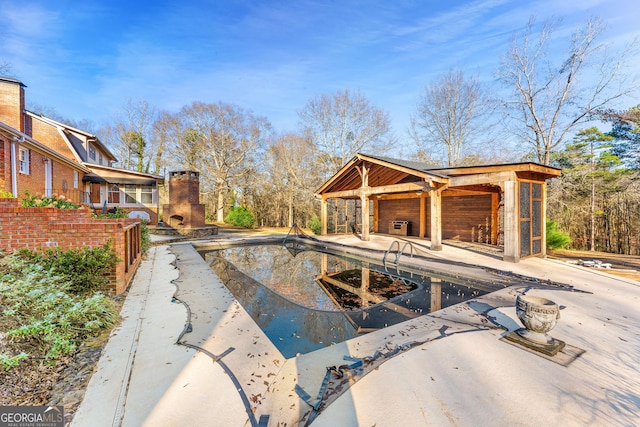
xmin=0 ymin=198 xmax=141 ymax=294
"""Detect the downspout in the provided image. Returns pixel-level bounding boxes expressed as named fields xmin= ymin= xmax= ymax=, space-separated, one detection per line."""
xmin=10 ymin=135 xmax=24 ymax=196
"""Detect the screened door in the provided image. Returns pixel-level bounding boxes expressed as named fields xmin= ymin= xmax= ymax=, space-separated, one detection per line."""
xmin=520 ymin=181 xmax=543 ymax=257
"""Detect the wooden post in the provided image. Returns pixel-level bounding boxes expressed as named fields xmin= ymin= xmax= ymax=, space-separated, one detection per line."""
xmin=373 ymin=198 xmax=379 ymax=233
xmin=503 ymin=180 xmax=519 ymax=262
xmin=357 ymin=164 xmax=370 ymax=241
xmin=419 ymin=194 xmax=427 ymax=238
xmin=361 ymin=193 xmax=370 ymax=241
xmin=430 ymin=187 xmax=443 ymax=251
xmin=491 ymin=192 xmax=500 ymax=245
xmin=541 ymin=181 xmax=547 ymax=257
xmin=321 ymin=197 xmax=328 ymax=236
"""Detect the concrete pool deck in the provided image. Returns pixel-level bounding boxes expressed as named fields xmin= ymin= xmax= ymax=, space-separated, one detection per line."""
xmin=72 ymin=233 xmax=640 ymax=426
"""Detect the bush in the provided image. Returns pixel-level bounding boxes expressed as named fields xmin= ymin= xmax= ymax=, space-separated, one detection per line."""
xmin=546 ymin=220 xmax=571 ymax=250
xmin=225 ymin=206 xmax=256 ymax=228
xmin=0 ymin=190 xmax=13 ymax=198
xmin=309 ymin=214 xmax=322 ymax=235
xmin=21 ymin=190 xmax=79 ymax=209
xmin=0 ymin=253 xmax=118 ymax=365
xmin=16 ymin=242 xmax=119 ymax=295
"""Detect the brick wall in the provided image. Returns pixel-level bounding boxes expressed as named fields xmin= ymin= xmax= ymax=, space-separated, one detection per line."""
xmin=0 ymin=198 xmax=141 ymax=294
xmin=28 ymin=116 xmax=77 ymax=160
xmin=0 ymin=138 xmax=8 ymax=193
xmin=0 ymin=79 xmax=24 ymax=131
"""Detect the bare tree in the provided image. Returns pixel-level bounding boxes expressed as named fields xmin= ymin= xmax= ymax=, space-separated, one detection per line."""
xmin=299 ymin=88 xmax=394 ymax=175
xmin=266 ymin=133 xmax=322 ymax=227
xmin=499 ymin=17 xmax=637 ymax=165
xmin=410 ymin=69 xmax=489 ymax=167
xmin=102 ymin=99 xmax=157 ymax=171
xmin=179 ymin=101 xmax=271 ymax=222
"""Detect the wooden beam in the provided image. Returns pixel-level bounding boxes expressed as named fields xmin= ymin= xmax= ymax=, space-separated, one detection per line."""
xmin=449 ymin=171 xmax=516 ymax=187
xmin=323 ymin=181 xmax=433 ymax=199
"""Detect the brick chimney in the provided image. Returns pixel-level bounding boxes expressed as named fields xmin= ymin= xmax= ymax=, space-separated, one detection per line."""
xmin=162 ymin=171 xmax=206 ymax=228
xmin=0 ymin=77 xmax=26 ymax=132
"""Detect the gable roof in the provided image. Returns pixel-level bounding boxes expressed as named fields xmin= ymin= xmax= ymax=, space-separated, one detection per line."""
xmin=0 ymin=121 xmax=90 ymax=173
xmin=317 ymin=153 xmax=449 ymax=195
xmin=317 ymin=153 xmax=562 ymax=196
xmin=360 ymin=153 xmax=441 ymax=172
xmin=25 ymin=111 xmax=118 ymax=162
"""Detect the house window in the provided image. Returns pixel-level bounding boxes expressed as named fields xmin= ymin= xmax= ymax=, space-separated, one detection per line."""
xmin=73 ymin=171 xmax=79 ymax=188
xmin=98 ymin=153 xmax=103 ymax=165
xmin=124 ymin=184 xmax=137 ymax=204
xmin=19 ymin=147 xmax=29 ymax=174
xmin=108 ymin=184 xmax=120 ymax=203
xmin=88 ymin=144 xmax=96 ymax=160
xmin=140 ymin=185 xmax=153 ymax=204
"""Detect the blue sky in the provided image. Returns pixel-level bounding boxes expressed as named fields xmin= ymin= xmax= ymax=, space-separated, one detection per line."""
xmin=1 ymin=0 xmax=639 ymax=144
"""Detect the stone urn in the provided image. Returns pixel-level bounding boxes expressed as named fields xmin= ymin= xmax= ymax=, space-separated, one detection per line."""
xmin=515 ymin=294 xmax=560 ymax=345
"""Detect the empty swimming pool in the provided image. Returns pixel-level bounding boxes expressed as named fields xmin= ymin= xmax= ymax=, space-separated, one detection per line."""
xmin=202 ymin=242 xmax=492 ymax=358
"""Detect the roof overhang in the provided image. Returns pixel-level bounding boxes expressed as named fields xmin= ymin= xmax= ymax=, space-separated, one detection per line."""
xmin=0 ymin=122 xmax=91 ymax=173
xmin=25 ymin=111 xmax=119 ymax=162
xmin=83 ymin=164 xmax=165 ymax=186
xmin=317 ymin=153 xmax=449 ymax=196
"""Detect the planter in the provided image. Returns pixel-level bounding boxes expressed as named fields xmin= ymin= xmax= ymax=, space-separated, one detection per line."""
xmin=515 ymin=295 xmax=560 ymax=344
xmin=505 ymin=294 xmax=566 ymax=356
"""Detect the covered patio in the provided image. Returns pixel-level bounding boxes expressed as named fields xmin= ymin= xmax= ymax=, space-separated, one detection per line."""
xmin=316 ymin=153 xmax=561 ymax=262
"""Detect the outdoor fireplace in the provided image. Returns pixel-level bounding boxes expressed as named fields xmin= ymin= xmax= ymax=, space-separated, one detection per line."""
xmin=162 ymin=171 xmax=206 ymax=229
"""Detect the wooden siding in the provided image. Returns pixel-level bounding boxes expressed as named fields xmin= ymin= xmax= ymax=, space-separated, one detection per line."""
xmin=442 ymin=195 xmax=493 ymax=242
xmin=377 ymin=194 xmax=493 ymax=242
xmin=378 ymin=198 xmax=421 ymax=236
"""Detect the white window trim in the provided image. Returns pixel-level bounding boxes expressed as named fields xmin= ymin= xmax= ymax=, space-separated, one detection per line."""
xmin=73 ymin=171 xmax=79 ymax=188
xmin=18 ymin=147 xmax=29 ymax=174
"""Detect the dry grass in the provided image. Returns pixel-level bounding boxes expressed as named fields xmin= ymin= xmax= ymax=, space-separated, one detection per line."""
xmin=547 ymin=249 xmax=640 ymax=281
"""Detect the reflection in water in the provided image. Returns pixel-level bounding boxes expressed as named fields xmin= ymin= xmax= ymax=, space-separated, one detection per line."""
xmin=205 ymin=244 xmax=488 ymax=358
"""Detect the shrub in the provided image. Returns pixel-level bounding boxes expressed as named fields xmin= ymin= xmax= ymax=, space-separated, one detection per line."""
xmin=546 ymin=220 xmax=571 ymax=250
xmin=92 ymin=207 xmax=127 ymax=219
xmin=225 ymin=206 xmax=256 ymax=228
xmin=16 ymin=242 xmax=119 ymax=295
xmin=21 ymin=190 xmax=79 ymax=209
xmin=309 ymin=214 xmax=322 ymax=235
xmin=0 ymin=253 xmax=117 ymax=365
xmin=140 ymin=220 xmax=150 ymax=254
xmin=0 ymin=190 xmax=13 ymax=198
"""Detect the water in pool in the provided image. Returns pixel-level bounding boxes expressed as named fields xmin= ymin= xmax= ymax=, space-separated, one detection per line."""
xmin=204 ymin=244 xmax=489 ymax=358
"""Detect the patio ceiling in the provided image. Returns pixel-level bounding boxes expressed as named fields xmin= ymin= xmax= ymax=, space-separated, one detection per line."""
xmin=318 ymin=154 xmax=449 ymax=197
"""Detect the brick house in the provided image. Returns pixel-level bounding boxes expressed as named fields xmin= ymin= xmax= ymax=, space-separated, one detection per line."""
xmin=0 ymin=76 xmax=155 ymax=293
xmin=0 ymin=76 xmax=164 ymax=224
xmin=0 ymin=77 xmax=91 ymax=201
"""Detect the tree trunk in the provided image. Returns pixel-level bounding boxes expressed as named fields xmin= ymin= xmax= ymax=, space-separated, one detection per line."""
xmin=590 ymin=177 xmax=595 ymax=251
xmin=217 ymin=187 xmax=225 ymax=223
